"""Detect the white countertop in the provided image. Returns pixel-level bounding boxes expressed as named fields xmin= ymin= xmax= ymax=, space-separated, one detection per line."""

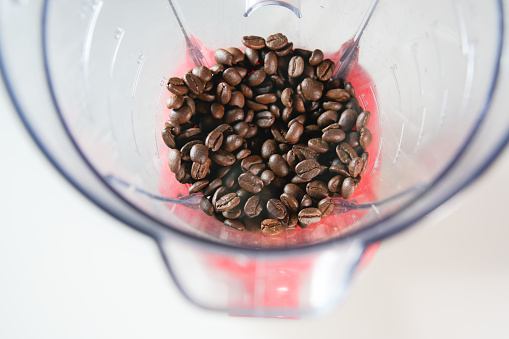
xmin=1 ymin=61 xmax=509 ymax=339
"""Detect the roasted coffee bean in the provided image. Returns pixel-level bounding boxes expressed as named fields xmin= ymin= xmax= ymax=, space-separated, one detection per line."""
xmin=329 ymin=163 xmax=350 ymax=177
xmin=175 ymin=162 xmax=191 ymax=183
xmin=191 ymin=65 xmax=213 ymax=83
xmin=214 ymin=124 xmax=233 ymax=134
xmin=210 ymin=150 xmax=236 ymax=166
xmin=328 ymin=175 xmax=344 ymax=193
xmin=235 ymin=188 xmax=250 ymax=202
xmin=300 ymin=194 xmax=312 ymax=208
xmin=203 ymin=178 xmax=222 ymax=196
xmin=271 ymin=123 xmax=288 ymax=143
xmin=228 ymin=92 xmax=245 ymax=109
xmin=285 ymin=122 xmax=304 ymax=144
xmin=316 ymin=59 xmax=335 ymax=81
xmin=188 ymin=179 xmax=209 ymax=194
xmin=261 ymin=139 xmax=278 ymax=160
xmin=183 ymin=72 xmax=204 ymax=95
xmin=224 ymin=219 xmax=244 ymax=231
xmin=242 ymin=35 xmax=265 ymax=49
xmin=306 ymin=180 xmax=328 ymax=200
xmin=293 ymin=94 xmax=306 ymax=113
xmin=305 ymin=124 xmax=321 ymax=135
xmin=165 ymin=120 xmax=180 ymax=136
xmin=293 ymin=144 xmax=319 ymax=160
xmin=190 ymin=144 xmax=209 ymax=164
xmin=255 ymin=111 xmax=275 ymax=128
xmin=356 ymin=111 xmax=371 ymax=130
xmin=266 ymin=33 xmax=288 ymax=50
xmin=248 ymin=163 xmax=265 ymax=175
xmin=289 ymin=114 xmax=306 ymax=126
xmin=166 ymin=93 xmax=184 ymax=109
xmin=169 ymin=105 xmax=193 ymax=124
xmin=300 ymin=78 xmax=323 ymax=101
xmin=298 ymin=207 xmax=322 ymax=225
xmin=215 ymin=193 xmax=241 ymax=212
xmin=211 ymin=186 xmax=228 ymax=209
xmin=348 ymin=157 xmax=363 ymax=178
xmin=341 ymin=177 xmax=355 ymax=199
xmin=200 ymin=196 xmax=214 ymax=216
xmin=286 ymin=149 xmax=298 ymax=169
xmin=288 ymin=56 xmax=304 ymax=78
xmin=260 ymin=169 xmax=275 ymax=186
xmin=322 ymin=128 xmax=346 ymax=143
xmin=308 ymin=138 xmax=329 ymax=153
xmin=224 ymin=107 xmax=244 ymax=124
xmin=205 ymin=130 xmax=223 ymax=151
xmin=326 ymin=77 xmax=344 ymax=90
xmin=317 ymin=110 xmax=339 ymax=128
xmin=246 ymin=100 xmax=268 ymax=112
xmin=261 ymin=219 xmax=284 ymax=236
xmin=162 ymin=129 xmax=177 ymax=148
xmin=325 ymin=88 xmax=350 ymax=102
xmin=244 ymin=196 xmax=263 ymax=218
xmin=223 ymin=67 xmax=242 ymax=86
xmin=222 ymin=134 xmax=243 ymax=153
xmin=283 ymin=183 xmax=304 ymax=202
xmin=309 ymin=49 xmax=324 ymax=66
xmin=244 ymin=124 xmax=258 ymax=139
xmin=255 ymin=93 xmax=277 ymax=105
xmin=280 ymin=193 xmax=299 ymax=212
xmin=214 ymin=48 xmax=234 ymax=66
xmin=167 ymin=77 xmax=188 ymax=95
xmin=241 ymin=155 xmax=263 ymax=172
xmin=242 ymin=109 xmax=254 ymax=123
xmin=224 ymin=47 xmax=243 ymax=64
xmin=191 ymin=159 xmax=211 ymax=180
xmin=216 ymin=82 xmax=232 ymax=105
xmin=269 ymin=105 xmax=281 ymax=120
xmin=263 ymin=51 xmax=277 ymax=75
xmin=281 ymin=88 xmax=293 ymax=107
xmin=282 ymin=107 xmax=293 ymax=122
xmin=359 ymin=127 xmax=372 ymax=149
xmin=245 ymin=47 xmax=260 ymax=67
xmin=209 ymin=64 xmax=224 ymax=75
xmin=267 ymin=199 xmax=288 ymax=220
xmin=345 ymin=131 xmax=360 ymax=147
xmin=339 ymin=141 xmax=358 ymax=160
xmin=323 ymin=101 xmax=343 ymax=111
xmin=232 ymin=121 xmax=249 ymax=138
xmin=338 ymin=109 xmax=357 ymax=131
xmin=168 ymin=149 xmax=182 ymax=173
xmin=318 ymin=198 xmax=334 ymax=218
xmin=196 ymin=92 xmax=215 ymax=102
xmin=237 ymin=172 xmax=264 ymax=193
xmin=209 ymin=103 xmax=224 ymax=119
xmin=361 ymin=152 xmax=369 ymax=174
xmin=295 ymin=159 xmax=321 ymax=180
xmin=268 ymin=154 xmax=291 ymax=177
xmin=214 ymin=167 xmax=231 ymax=179
xmin=246 ymin=70 xmax=266 ymax=87
xmin=222 ymin=206 xmax=242 ymax=219
xmin=235 ymin=148 xmax=251 ymax=160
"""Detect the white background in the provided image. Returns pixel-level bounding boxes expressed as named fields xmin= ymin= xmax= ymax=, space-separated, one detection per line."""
xmin=2 ymin=37 xmax=509 ymax=339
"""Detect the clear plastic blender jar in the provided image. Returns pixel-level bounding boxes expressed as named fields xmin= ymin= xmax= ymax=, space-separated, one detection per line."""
xmin=0 ymin=0 xmax=507 ymax=317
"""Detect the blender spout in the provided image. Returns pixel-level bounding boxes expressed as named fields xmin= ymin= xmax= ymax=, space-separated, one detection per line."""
xmin=244 ymin=0 xmax=302 ymax=18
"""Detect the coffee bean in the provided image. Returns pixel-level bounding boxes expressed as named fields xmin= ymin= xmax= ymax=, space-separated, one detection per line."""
xmin=325 ymin=88 xmax=350 ymax=102
xmin=214 ymin=124 xmax=233 ymax=134
xmin=309 ymin=49 xmax=324 ymax=66
xmin=293 ymin=144 xmax=319 ymax=160
xmin=210 ymin=150 xmax=236 ymax=166
xmin=222 ymin=205 xmax=242 ymax=219
xmin=190 ymin=144 xmax=209 ymax=164
xmin=348 ymin=157 xmax=363 ymax=178
xmin=270 ymin=123 xmax=288 ymax=143
xmin=267 ymin=199 xmax=288 ymax=219
xmin=203 ymin=178 xmax=222 ymax=196
xmin=281 ymin=88 xmax=293 ymax=107
xmin=216 ymin=82 xmax=232 ymax=105
xmin=282 ymin=184 xmax=303 ymax=202
xmin=166 ymin=94 xmax=184 ymax=110
xmin=263 ymin=51 xmax=277 ymax=75
xmin=222 ymin=134 xmax=242 ymax=153
xmin=191 ymin=65 xmax=213 ymax=83
xmin=282 ymin=107 xmax=293 ymax=122
xmin=340 ymin=177 xmax=355 ymax=199
xmin=183 ymin=72 xmax=204 ymax=95
xmin=238 ymin=172 xmax=264 ymax=193
xmin=356 ymin=110 xmax=370 ymax=130
xmin=328 ymin=175 xmax=344 ymax=193
xmin=285 ymin=122 xmax=304 ymax=144
xmin=305 ymin=124 xmax=321 ymax=135
xmin=223 ymin=67 xmax=242 ymax=86
xmin=214 ymin=48 xmax=234 ymax=66
xmin=306 ymin=180 xmax=328 ymax=200
xmin=224 ymin=219 xmax=245 ymax=231
xmin=211 ymin=186 xmax=228 ymax=209
xmin=275 ymin=42 xmax=293 ymax=56
xmin=295 ymin=159 xmax=321 ymax=180
xmin=191 ymin=158 xmax=210 ymax=180
xmin=329 ymin=163 xmax=350 ymax=177
xmin=242 ymin=35 xmax=265 ymax=49
xmin=307 ymin=138 xmax=329 ymax=153
xmin=165 ymin=120 xmax=180 ymax=136
xmin=200 ymin=196 xmax=214 ymax=215
xmin=245 ymin=48 xmax=260 ymax=67
xmin=208 ymin=103 xmax=223 ymax=120
xmin=188 ymin=179 xmax=209 ymax=194
xmin=162 ymin=129 xmax=176 ymax=148
xmin=266 ymin=33 xmax=288 ymax=50
xmin=359 ymin=127 xmax=372 ymax=149
xmin=316 ymin=59 xmax=335 ymax=81
xmin=169 ymin=105 xmax=193 ymax=124
xmin=241 ymin=155 xmax=263 ymax=172
xmin=322 ymin=128 xmax=346 ymax=143
xmin=288 ymin=56 xmax=304 ymax=78
xmin=300 ymin=194 xmax=313 ymax=208
xmin=317 ymin=110 xmax=339 ymax=128
xmin=244 ymin=196 xmax=263 ymax=218
xmin=254 ymin=93 xmax=277 ymax=105
xmin=167 ymin=77 xmax=188 ymax=95
xmin=205 ymin=130 xmax=223 ymax=151
xmin=235 ymin=188 xmax=250 ymax=202
xmin=323 ymin=101 xmax=343 ymax=111
xmin=326 ymin=77 xmax=344 ymax=90
xmin=235 ymin=148 xmax=251 ymax=160
xmin=261 ymin=139 xmax=278 ymax=160
xmin=223 ymin=107 xmax=244 ymax=124
xmin=298 ymin=207 xmax=322 ymax=225
xmin=248 ymin=163 xmax=265 ymax=175
xmin=261 ymin=218 xmax=284 ymax=236
xmin=318 ymin=198 xmax=334 ymax=217
xmin=255 ymin=111 xmax=275 ymax=128
xmin=260 ymin=169 xmax=275 ymax=186
xmin=280 ymin=193 xmax=299 ymax=212
xmin=180 ymin=140 xmax=204 ymax=161
xmin=268 ymin=154 xmax=291 ymax=177
xmin=246 ymin=70 xmax=266 ymax=87
xmin=339 ymin=141 xmax=358 ymax=160
xmin=361 ymin=152 xmax=369 ymax=174
xmin=168 ymin=149 xmax=182 ymax=173
xmin=215 ymin=193 xmax=241 ymax=212
xmin=345 ymin=131 xmax=360 ymax=147
xmin=300 ymin=78 xmax=324 ymax=101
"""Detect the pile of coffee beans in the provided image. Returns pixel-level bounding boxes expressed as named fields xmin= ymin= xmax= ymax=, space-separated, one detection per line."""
xmin=162 ymin=33 xmax=372 ymax=236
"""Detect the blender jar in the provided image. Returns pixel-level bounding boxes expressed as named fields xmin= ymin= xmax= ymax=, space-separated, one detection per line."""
xmin=0 ymin=0 xmax=506 ymax=317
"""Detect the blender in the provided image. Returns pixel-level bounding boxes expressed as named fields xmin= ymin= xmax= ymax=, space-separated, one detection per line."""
xmin=0 ymin=0 xmax=506 ymax=317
